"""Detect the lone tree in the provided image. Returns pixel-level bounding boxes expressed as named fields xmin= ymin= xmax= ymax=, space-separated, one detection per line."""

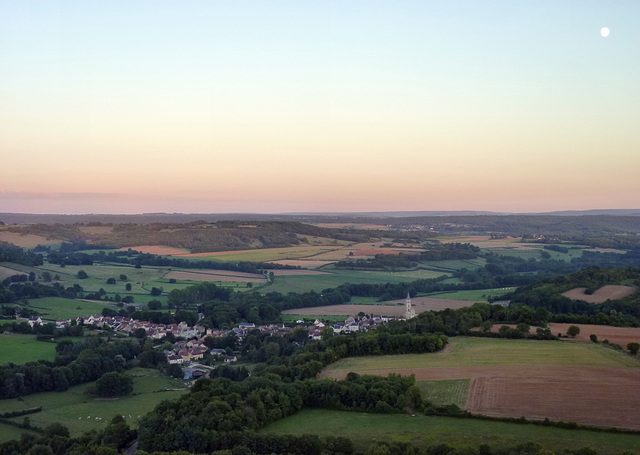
xmin=566 ymin=325 xmax=580 ymax=338
xmin=119 ymin=274 xmax=128 ymax=281
xmin=590 ymin=334 xmax=598 ymax=343
xmin=628 ymin=342 xmax=640 ymax=356
xmin=77 ymin=270 xmax=88 ymax=279
xmin=95 ymin=372 xmax=133 ymax=398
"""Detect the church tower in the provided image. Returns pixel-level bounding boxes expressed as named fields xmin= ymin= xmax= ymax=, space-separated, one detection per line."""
xmin=405 ymin=292 xmax=416 ymax=319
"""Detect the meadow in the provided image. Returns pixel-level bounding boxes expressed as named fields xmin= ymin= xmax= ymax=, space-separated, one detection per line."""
xmin=0 ymin=334 xmax=57 ymax=364
xmin=0 ymin=368 xmax=187 ymax=441
xmin=421 ymin=287 xmax=516 ymax=301
xmin=322 ymin=337 xmax=640 ymax=374
xmin=174 ymin=245 xmax=343 ymax=262
xmin=264 ymin=267 xmax=448 ymax=294
xmin=26 ymin=297 xmax=110 ymax=321
xmin=261 ymin=409 xmax=640 ymax=455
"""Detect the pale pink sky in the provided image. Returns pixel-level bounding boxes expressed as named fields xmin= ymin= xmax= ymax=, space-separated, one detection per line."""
xmin=1 ymin=1 xmax=639 ymax=214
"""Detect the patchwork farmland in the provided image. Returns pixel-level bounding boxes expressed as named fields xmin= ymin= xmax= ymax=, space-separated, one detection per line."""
xmin=320 ymin=337 xmax=640 ymax=430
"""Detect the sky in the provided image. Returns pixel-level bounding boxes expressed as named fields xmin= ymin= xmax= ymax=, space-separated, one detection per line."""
xmin=1 ymin=1 xmax=639 ymax=214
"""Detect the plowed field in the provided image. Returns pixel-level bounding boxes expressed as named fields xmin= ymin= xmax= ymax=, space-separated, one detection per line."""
xmin=561 ymin=285 xmax=637 ymax=303
xmin=281 ymin=298 xmax=472 ymax=317
xmin=320 ymin=338 xmax=640 ymax=430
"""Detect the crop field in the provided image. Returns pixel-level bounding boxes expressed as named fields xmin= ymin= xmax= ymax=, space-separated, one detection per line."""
xmin=264 ymin=268 xmax=448 ymax=294
xmin=561 ymin=285 xmax=637 ymax=303
xmin=0 ymin=334 xmax=57 ymax=364
xmin=0 ymin=368 xmax=186 ymax=437
xmin=27 ymin=297 xmax=111 ymax=321
xmin=418 ymin=258 xmax=486 ymax=272
xmin=422 ymin=287 xmax=516 ymax=301
xmin=173 ymin=246 xmax=343 ymax=262
xmin=269 ymin=269 xmax=330 ymax=276
xmin=261 ymin=409 xmax=640 ymax=455
xmin=0 ymin=230 xmax=61 ymax=248
xmin=547 ymin=323 xmax=640 ymax=347
xmin=320 ymin=337 xmax=640 ymax=430
xmin=417 ymin=379 xmax=470 ymax=408
xmin=281 ymin=298 xmax=473 ymax=317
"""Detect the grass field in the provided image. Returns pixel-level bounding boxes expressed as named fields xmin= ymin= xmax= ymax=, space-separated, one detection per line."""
xmin=422 ymin=287 xmax=516 ymax=301
xmin=0 ymin=368 xmax=186 ymax=439
xmin=264 ymin=268 xmax=448 ymax=294
xmin=27 ymin=297 xmax=111 ymax=321
xmin=176 ymin=246 xmax=343 ymax=262
xmin=322 ymin=337 xmax=640 ymax=374
xmin=261 ymin=409 xmax=640 ymax=455
xmin=418 ymin=258 xmax=487 ymax=272
xmin=417 ymin=379 xmax=470 ymax=409
xmin=0 ymin=423 xmax=39 ymax=444
xmin=0 ymin=334 xmax=57 ymax=364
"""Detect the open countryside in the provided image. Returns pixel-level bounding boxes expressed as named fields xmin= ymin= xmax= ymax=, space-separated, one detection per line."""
xmin=320 ymin=337 xmax=640 ymax=430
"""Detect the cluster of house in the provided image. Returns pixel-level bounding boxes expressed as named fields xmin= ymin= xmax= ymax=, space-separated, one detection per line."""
xmin=55 ymin=314 xmax=204 ymax=339
xmin=331 ymin=315 xmax=394 ymax=334
xmin=34 ymin=309 xmax=403 ymax=372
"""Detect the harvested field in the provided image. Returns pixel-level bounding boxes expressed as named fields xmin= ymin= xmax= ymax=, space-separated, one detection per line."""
xmin=466 ymin=367 xmax=640 ymax=430
xmin=267 ymin=269 xmax=329 ymax=276
xmin=117 ymin=245 xmax=191 ymax=255
xmin=0 ymin=264 xmax=21 ymax=280
xmin=174 ymin=246 xmax=341 ymax=262
xmin=321 ymin=338 xmax=640 ymax=430
xmin=311 ymin=242 xmax=425 ymax=261
xmin=440 ymin=235 xmax=538 ymax=250
xmin=0 ymin=230 xmax=60 ymax=247
xmin=282 ymin=298 xmax=472 ymax=317
xmin=561 ymin=285 xmax=637 ymax=303
xmin=548 ymin=323 xmax=640 ymax=347
xmin=164 ymin=270 xmax=265 ymax=283
xmin=271 ymin=260 xmax=334 ymax=269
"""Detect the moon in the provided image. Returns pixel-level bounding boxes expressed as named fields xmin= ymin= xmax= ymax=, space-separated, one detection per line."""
xmin=600 ymin=27 xmax=610 ymax=37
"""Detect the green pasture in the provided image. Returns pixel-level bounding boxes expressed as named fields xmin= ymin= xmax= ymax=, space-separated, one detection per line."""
xmin=184 ymin=246 xmax=341 ymax=263
xmin=422 ymin=287 xmax=516 ymax=301
xmin=322 ymin=337 xmax=640 ymax=375
xmin=0 ymin=368 xmax=187 ymax=437
xmin=264 ymin=268 xmax=448 ymax=294
xmin=489 ymin=246 xmax=583 ymax=262
xmin=0 ymin=423 xmax=39 ymax=444
xmin=27 ymin=297 xmax=110 ymax=320
xmin=261 ymin=409 xmax=640 ymax=455
xmin=417 ymin=379 xmax=470 ymax=409
xmin=418 ymin=258 xmax=486 ymax=272
xmin=0 ymin=334 xmax=57 ymax=364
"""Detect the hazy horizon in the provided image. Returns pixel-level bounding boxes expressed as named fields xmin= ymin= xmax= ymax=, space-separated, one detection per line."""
xmin=2 ymin=1 xmax=639 ymax=214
